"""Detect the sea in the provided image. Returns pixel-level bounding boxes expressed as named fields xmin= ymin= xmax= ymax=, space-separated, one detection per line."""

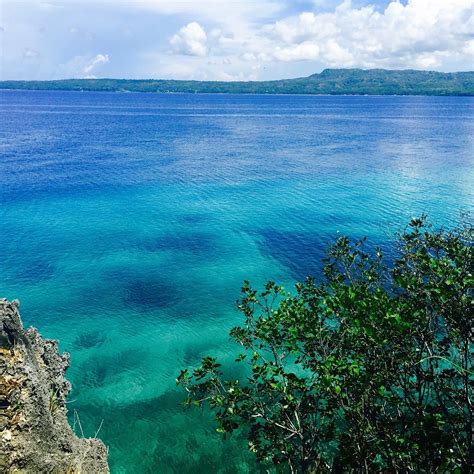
xmin=0 ymin=90 xmax=473 ymax=472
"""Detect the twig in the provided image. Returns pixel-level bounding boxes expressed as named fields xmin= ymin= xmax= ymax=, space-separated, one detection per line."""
xmin=74 ymin=409 xmax=85 ymax=437
xmin=94 ymin=419 xmax=104 ymax=438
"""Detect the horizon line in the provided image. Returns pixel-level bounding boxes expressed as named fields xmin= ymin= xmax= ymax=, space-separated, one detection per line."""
xmin=1 ymin=67 xmax=473 ymax=83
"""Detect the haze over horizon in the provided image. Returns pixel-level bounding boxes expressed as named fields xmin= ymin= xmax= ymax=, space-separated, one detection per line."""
xmin=1 ymin=0 xmax=473 ymax=82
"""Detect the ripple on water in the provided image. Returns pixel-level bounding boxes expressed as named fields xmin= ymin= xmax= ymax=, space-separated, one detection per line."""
xmin=14 ymin=260 xmax=56 ymax=283
xmin=138 ymin=231 xmax=217 ymax=257
xmin=71 ymin=388 xmax=265 ymax=473
xmin=176 ymin=213 xmax=211 ymax=225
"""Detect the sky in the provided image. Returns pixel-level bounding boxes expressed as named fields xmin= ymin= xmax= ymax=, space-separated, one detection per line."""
xmin=0 ymin=0 xmax=473 ymax=81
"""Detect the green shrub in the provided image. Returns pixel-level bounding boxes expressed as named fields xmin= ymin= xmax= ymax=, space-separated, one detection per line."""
xmin=178 ymin=217 xmax=473 ymax=472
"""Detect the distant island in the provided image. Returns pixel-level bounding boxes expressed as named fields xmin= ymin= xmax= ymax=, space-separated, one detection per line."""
xmin=1 ymin=69 xmax=473 ymax=96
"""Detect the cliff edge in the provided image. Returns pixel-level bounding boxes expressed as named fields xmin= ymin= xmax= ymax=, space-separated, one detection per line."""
xmin=0 ymin=299 xmax=109 ymax=473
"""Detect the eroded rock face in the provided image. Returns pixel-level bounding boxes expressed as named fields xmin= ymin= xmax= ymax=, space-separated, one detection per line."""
xmin=0 ymin=299 xmax=109 ymax=473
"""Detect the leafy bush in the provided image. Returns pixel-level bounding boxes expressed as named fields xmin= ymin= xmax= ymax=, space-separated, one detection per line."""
xmin=178 ymin=217 xmax=473 ymax=472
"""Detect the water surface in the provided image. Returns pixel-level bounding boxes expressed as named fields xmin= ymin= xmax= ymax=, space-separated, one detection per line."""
xmin=1 ymin=91 xmax=473 ymax=472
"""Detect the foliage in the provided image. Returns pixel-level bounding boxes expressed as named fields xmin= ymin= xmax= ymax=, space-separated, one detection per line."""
xmin=1 ymin=69 xmax=473 ymax=96
xmin=177 ymin=217 xmax=473 ymax=472
xmin=49 ymin=388 xmax=60 ymax=416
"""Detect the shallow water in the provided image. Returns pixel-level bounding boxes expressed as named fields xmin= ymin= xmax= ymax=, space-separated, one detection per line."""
xmin=1 ymin=91 xmax=473 ymax=472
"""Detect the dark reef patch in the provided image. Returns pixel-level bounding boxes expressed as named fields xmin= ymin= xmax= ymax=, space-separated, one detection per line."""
xmin=124 ymin=277 xmax=181 ymax=310
xmin=103 ymin=266 xmax=183 ymax=311
xmin=74 ymin=348 xmax=146 ymax=392
xmin=257 ymin=228 xmax=398 ymax=282
xmin=73 ymin=331 xmax=107 ymax=350
xmin=256 ymin=229 xmax=330 ymax=280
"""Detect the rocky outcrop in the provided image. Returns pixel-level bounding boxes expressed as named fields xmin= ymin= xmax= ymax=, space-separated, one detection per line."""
xmin=0 ymin=299 xmax=109 ymax=473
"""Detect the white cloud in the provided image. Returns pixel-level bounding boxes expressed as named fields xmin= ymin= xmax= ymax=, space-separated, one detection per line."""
xmin=259 ymin=0 xmax=474 ymax=68
xmin=48 ymin=53 xmax=111 ymax=79
xmin=83 ymin=53 xmax=110 ymax=74
xmin=23 ymin=48 xmax=40 ymax=58
xmin=274 ymin=42 xmax=320 ymax=61
xmin=164 ymin=0 xmax=473 ymax=79
xmin=170 ymin=22 xmax=208 ymax=57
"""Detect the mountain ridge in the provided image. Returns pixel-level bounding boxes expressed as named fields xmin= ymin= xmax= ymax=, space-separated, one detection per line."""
xmin=1 ymin=68 xmax=473 ymax=96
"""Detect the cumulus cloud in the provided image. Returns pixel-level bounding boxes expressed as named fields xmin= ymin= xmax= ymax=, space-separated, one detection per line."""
xmin=260 ymin=0 xmax=474 ymax=69
xmin=164 ymin=0 xmax=473 ymax=79
xmin=274 ymin=42 xmax=320 ymax=61
xmin=170 ymin=22 xmax=208 ymax=56
xmin=83 ymin=53 xmax=109 ymax=74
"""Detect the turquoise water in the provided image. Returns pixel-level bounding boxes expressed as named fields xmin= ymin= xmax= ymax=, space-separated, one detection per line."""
xmin=1 ymin=91 xmax=473 ymax=472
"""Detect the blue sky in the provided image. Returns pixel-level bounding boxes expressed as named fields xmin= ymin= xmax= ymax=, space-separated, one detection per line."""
xmin=0 ymin=0 xmax=472 ymax=80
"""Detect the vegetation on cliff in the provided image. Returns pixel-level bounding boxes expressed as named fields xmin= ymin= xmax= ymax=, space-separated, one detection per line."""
xmin=1 ymin=69 xmax=473 ymax=96
xmin=178 ymin=217 xmax=473 ymax=472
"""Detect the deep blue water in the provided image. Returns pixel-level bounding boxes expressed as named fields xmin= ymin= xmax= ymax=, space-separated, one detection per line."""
xmin=1 ymin=90 xmax=473 ymax=472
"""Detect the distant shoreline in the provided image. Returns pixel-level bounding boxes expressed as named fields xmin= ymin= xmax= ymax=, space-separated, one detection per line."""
xmin=1 ymin=68 xmax=473 ymax=96
xmin=1 ymin=88 xmax=473 ymax=98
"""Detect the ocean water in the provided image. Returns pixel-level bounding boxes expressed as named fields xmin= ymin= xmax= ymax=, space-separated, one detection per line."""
xmin=0 ymin=90 xmax=473 ymax=472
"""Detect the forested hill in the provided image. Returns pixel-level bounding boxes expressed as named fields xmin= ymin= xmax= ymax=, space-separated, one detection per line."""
xmin=1 ymin=69 xmax=473 ymax=96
